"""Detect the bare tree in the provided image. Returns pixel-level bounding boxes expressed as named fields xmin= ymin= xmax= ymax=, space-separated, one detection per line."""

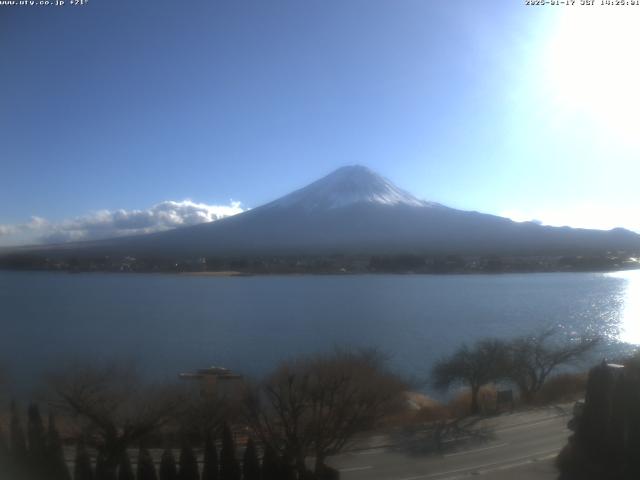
xmin=47 ymin=362 xmax=183 ymax=477
xmin=505 ymin=329 xmax=599 ymax=403
xmin=245 ymin=348 xmax=406 ymax=476
xmin=431 ymin=339 xmax=509 ymax=415
xmin=176 ymin=386 xmax=241 ymax=440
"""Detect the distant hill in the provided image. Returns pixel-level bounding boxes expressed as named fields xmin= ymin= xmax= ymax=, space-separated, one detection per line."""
xmin=5 ymin=165 xmax=640 ymax=260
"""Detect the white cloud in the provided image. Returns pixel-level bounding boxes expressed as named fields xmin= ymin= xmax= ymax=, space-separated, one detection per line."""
xmin=0 ymin=200 xmax=245 ymax=246
xmin=0 ymin=225 xmax=17 ymax=236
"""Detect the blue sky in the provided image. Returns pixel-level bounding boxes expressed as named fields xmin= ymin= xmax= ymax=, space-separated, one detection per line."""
xmin=1 ymin=0 xmax=639 ymax=245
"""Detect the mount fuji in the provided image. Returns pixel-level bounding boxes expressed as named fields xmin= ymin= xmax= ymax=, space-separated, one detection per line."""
xmin=10 ymin=165 xmax=640 ymax=259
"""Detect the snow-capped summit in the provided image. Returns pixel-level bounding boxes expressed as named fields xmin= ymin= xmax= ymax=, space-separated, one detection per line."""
xmin=264 ymin=165 xmax=437 ymax=211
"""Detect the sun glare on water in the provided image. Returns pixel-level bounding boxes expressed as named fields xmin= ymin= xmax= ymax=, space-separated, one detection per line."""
xmin=607 ymin=270 xmax=640 ymax=345
xmin=544 ymin=7 xmax=640 ymax=145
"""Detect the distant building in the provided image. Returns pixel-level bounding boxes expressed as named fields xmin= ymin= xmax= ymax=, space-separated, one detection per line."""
xmin=179 ymin=366 xmax=244 ymax=399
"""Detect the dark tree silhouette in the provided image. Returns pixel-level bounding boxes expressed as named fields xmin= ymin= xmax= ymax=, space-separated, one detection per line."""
xmin=96 ymin=451 xmax=116 ymax=480
xmin=50 ymin=363 xmax=182 ymax=476
xmin=432 ymin=339 xmax=509 ymax=414
xmin=27 ymin=403 xmax=47 ymax=474
xmin=117 ymin=450 xmax=135 ymax=480
xmin=137 ymin=447 xmax=158 ymax=480
xmin=179 ymin=391 xmax=238 ymax=442
xmin=0 ymin=424 xmax=13 ymax=480
xmin=10 ymin=401 xmax=27 ymax=463
xmin=219 ymin=424 xmax=240 ymax=480
xmin=74 ymin=441 xmax=95 ymax=480
xmin=201 ymin=434 xmax=218 ymax=480
xmin=505 ymin=329 xmax=599 ymax=402
xmin=9 ymin=401 xmax=28 ymax=478
xmin=159 ymin=448 xmax=178 ymax=480
xmin=47 ymin=413 xmax=71 ymax=480
xmin=260 ymin=445 xmax=280 ymax=480
xmin=0 ymin=425 xmax=8 ymax=457
xmin=242 ymin=438 xmax=260 ymax=480
xmin=178 ymin=442 xmax=199 ymax=480
xmin=280 ymin=452 xmax=296 ymax=480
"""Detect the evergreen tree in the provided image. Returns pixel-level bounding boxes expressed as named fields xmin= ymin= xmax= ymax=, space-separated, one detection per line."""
xmin=96 ymin=452 xmax=105 ymax=480
xmin=159 ymin=448 xmax=178 ymax=480
xmin=178 ymin=442 xmax=199 ymax=480
xmin=47 ymin=413 xmax=71 ymax=480
xmin=201 ymin=434 xmax=218 ymax=480
xmin=117 ymin=450 xmax=135 ymax=480
xmin=280 ymin=452 xmax=296 ymax=480
xmin=9 ymin=401 xmax=28 ymax=475
xmin=74 ymin=441 xmax=95 ymax=480
xmin=241 ymin=438 xmax=260 ymax=480
xmin=0 ymin=425 xmax=14 ymax=480
xmin=219 ymin=424 xmax=240 ymax=480
xmin=0 ymin=425 xmax=9 ymax=460
xmin=10 ymin=401 xmax=27 ymax=458
xmin=137 ymin=447 xmax=158 ymax=480
xmin=27 ymin=403 xmax=47 ymax=471
xmin=96 ymin=451 xmax=116 ymax=480
xmin=0 ymin=426 xmax=8 ymax=456
xmin=260 ymin=445 xmax=280 ymax=480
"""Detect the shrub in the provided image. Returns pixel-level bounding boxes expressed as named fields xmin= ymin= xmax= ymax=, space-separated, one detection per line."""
xmin=448 ymin=385 xmax=497 ymax=417
xmin=535 ymin=373 xmax=587 ymax=405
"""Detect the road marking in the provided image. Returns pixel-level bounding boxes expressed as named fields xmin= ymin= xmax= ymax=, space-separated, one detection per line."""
xmin=443 ymin=442 xmax=508 ymax=457
xmin=354 ymin=448 xmax=388 ymax=455
xmin=493 ymin=415 xmax=564 ymax=432
xmin=395 ymin=448 xmax=560 ymax=480
xmin=472 ymin=452 xmax=558 ymax=476
xmin=339 ymin=465 xmax=373 ymax=472
xmin=428 ymin=452 xmax=560 ymax=480
xmin=441 ymin=436 xmax=471 ymax=444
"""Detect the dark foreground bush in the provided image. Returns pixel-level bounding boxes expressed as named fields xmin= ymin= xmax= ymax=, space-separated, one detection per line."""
xmin=557 ymin=361 xmax=640 ymax=479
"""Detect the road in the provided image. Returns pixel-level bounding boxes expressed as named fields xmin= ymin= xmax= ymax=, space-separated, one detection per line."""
xmin=329 ymin=404 xmax=572 ymax=480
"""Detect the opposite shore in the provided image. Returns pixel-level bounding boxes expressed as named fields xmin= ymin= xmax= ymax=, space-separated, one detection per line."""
xmin=1 ymin=251 xmax=639 ymax=275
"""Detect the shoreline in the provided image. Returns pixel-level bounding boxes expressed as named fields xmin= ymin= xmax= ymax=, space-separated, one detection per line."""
xmin=1 ymin=265 xmax=640 ymax=277
xmin=179 ymin=270 xmax=251 ymax=277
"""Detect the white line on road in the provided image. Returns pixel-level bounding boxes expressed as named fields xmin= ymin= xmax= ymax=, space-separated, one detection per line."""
xmin=472 ymin=452 xmax=558 ymax=477
xmin=493 ymin=415 xmax=565 ymax=432
xmin=441 ymin=436 xmax=471 ymax=444
xmin=395 ymin=448 xmax=560 ymax=480
xmin=354 ymin=448 xmax=388 ymax=455
xmin=339 ymin=465 xmax=373 ymax=472
xmin=426 ymin=452 xmax=559 ymax=480
xmin=443 ymin=442 xmax=508 ymax=458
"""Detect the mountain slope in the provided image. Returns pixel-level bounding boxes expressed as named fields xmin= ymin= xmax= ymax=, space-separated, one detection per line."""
xmin=10 ymin=165 xmax=640 ymax=258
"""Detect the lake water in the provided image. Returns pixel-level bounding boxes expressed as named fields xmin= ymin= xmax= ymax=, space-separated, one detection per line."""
xmin=1 ymin=270 xmax=639 ymax=393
